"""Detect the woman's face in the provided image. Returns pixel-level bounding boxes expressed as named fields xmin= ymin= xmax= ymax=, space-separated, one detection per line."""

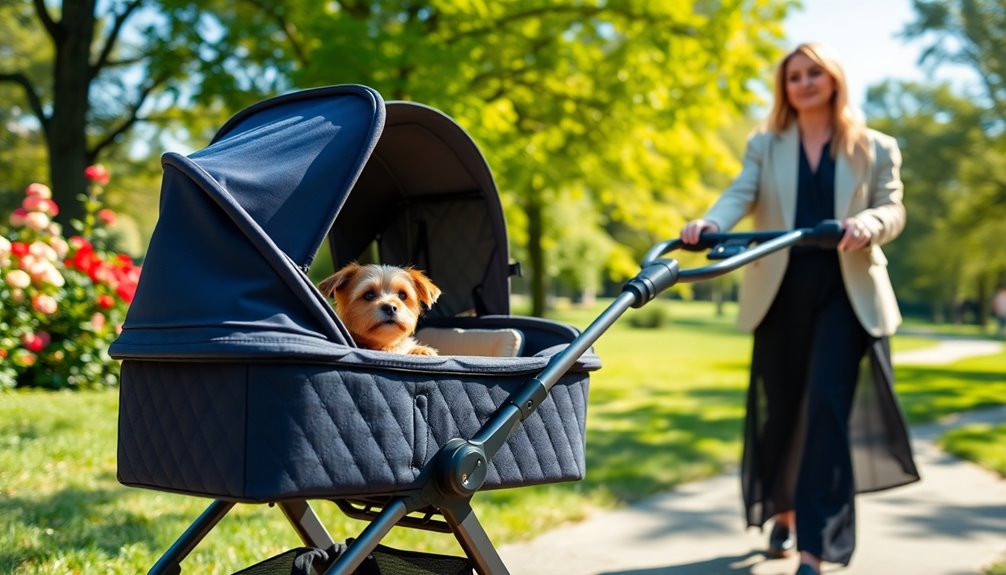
xmin=784 ymin=52 xmax=836 ymax=114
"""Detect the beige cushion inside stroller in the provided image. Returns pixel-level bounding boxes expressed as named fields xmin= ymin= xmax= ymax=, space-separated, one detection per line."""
xmin=415 ymin=327 xmax=525 ymax=357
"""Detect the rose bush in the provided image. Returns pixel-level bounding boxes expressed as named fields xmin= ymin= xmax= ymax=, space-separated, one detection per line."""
xmin=0 ymin=166 xmax=141 ymax=390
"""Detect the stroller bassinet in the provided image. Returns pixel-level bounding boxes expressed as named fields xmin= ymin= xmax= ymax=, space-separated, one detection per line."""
xmin=111 ymin=85 xmax=599 ymax=574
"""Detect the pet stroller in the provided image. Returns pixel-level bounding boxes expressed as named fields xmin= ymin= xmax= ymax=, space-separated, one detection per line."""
xmin=110 ymin=84 xmax=842 ymax=575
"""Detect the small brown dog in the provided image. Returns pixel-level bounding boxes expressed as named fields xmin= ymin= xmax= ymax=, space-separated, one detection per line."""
xmin=318 ymin=263 xmax=442 ymax=355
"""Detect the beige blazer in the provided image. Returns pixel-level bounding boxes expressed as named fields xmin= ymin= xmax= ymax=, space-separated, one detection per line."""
xmin=704 ymin=123 xmax=905 ymax=337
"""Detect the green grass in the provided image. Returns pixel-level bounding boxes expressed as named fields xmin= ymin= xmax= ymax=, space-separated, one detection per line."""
xmin=1 ymin=299 xmax=1004 ymax=573
xmin=986 ymin=559 xmax=1006 ymax=575
xmin=895 ymin=352 xmax=1006 ymax=424
xmin=938 ymin=423 xmax=1006 ymax=478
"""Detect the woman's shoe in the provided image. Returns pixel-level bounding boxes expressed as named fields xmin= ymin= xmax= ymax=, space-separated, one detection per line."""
xmin=766 ymin=522 xmax=794 ymax=558
xmin=794 ymin=563 xmax=820 ymax=575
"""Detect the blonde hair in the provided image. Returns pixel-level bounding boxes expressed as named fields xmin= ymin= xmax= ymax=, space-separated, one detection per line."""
xmin=767 ymin=43 xmax=868 ymax=161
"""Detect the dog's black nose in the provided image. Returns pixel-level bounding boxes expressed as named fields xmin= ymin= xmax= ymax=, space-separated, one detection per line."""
xmin=381 ymin=303 xmax=397 ymax=316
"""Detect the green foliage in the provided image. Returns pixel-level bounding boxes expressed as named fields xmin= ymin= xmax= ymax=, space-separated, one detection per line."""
xmin=291 ymin=0 xmax=793 ymax=312
xmin=0 ymin=0 xmax=307 ymax=227
xmin=0 ymin=170 xmax=139 ymax=390
xmin=864 ymin=0 xmax=1006 ymax=321
xmin=0 ymin=3 xmax=50 ymax=207
xmin=865 ymin=81 xmax=990 ymax=316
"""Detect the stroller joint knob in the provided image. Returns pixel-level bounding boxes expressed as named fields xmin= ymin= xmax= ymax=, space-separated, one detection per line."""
xmin=437 ymin=439 xmax=489 ymax=496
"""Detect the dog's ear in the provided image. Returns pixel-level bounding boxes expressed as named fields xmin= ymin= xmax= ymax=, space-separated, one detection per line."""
xmin=407 ymin=268 xmax=441 ymax=309
xmin=318 ymin=262 xmax=362 ymax=297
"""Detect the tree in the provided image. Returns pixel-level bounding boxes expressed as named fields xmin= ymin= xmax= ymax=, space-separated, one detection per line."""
xmin=0 ymin=2 xmax=50 ymax=209
xmin=872 ymin=0 xmax=1006 ymax=322
xmin=0 ymin=0 xmax=305 ymax=225
xmin=906 ymin=0 xmax=1006 ymax=125
xmin=865 ymin=81 xmax=987 ymax=320
xmin=292 ymin=0 xmax=790 ymax=315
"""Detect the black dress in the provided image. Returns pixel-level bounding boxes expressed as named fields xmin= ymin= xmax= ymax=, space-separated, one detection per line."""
xmin=740 ymin=141 xmax=920 ymax=565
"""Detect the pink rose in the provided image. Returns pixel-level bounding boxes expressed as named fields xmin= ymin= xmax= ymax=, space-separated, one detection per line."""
xmin=97 ymin=209 xmax=117 ymax=225
xmin=5 ymin=269 xmax=31 ymax=289
xmin=9 ymin=208 xmax=28 ymax=228
xmin=24 ymin=211 xmax=50 ymax=231
xmin=29 ymin=241 xmax=58 ymax=262
xmin=68 ymin=236 xmax=91 ymax=251
xmin=22 ymin=332 xmax=51 ymax=352
xmin=84 ymin=164 xmax=110 ymax=185
xmin=22 ymin=196 xmax=59 ymax=216
xmin=48 ymin=237 xmax=69 ymax=259
xmin=25 ymin=183 xmax=52 ymax=199
xmin=97 ymin=294 xmax=116 ymax=309
xmin=32 ymin=294 xmax=58 ymax=315
xmin=39 ymin=265 xmax=64 ymax=288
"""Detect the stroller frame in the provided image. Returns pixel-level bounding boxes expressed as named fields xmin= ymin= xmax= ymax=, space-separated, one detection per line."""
xmin=143 ymin=222 xmax=844 ymax=575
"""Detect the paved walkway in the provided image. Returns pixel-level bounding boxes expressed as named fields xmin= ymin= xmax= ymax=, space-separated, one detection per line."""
xmin=498 ymin=338 xmax=1006 ymax=575
xmin=893 ymin=336 xmax=1003 ymax=365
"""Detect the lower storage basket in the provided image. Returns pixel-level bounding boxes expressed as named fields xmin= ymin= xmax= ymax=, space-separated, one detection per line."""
xmin=233 ymin=547 xmax=329 ymax=575
xmin=357 ymin=544 xmax=473 ymax=575
xmin=232 ymin=545 xmax=473 ymax=575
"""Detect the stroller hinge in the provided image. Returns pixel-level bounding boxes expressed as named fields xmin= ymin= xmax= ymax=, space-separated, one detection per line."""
xmin=623 ymin=259 xmax=680 ymax=308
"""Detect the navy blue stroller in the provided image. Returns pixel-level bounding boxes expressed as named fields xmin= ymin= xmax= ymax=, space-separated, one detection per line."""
xmin=111 ymin=85 xmax=599 ymax=575
xmin=111 ymin=84 xmax=843 ymax=574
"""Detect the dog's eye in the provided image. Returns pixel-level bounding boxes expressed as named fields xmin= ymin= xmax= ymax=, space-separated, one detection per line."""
xmin=363 ymin=291 xmax=377 ymax=301
xmin=398 ymin=291 xmax=408 ymax=301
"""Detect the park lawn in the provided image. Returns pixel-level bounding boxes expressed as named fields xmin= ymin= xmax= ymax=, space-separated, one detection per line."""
xmin=939 ymin=423 xmax=1006 ymax=478
xmin=1 ymin=300 xmax=1003 ymax=574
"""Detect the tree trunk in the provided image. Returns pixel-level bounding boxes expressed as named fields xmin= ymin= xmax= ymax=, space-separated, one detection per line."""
xmin=713 ymin=280 xmax=725 ymax=317
xmin=976 ymin=276 xmax=989 ymax=326
xmin=526 ymin=195 xmax=547 ymax=318
xmin=47 ymin=1 xmax=97 ymax=227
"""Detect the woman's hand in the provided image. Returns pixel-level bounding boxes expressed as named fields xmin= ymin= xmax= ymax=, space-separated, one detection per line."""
xmin=838 ymin=217 xmax=872 ymax=251
xmin=681 ymin=219 xmax=720 ymax=244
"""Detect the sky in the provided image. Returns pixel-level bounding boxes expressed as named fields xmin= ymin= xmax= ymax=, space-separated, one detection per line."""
xmin=783 ymin=0 xmax=934 ymax=109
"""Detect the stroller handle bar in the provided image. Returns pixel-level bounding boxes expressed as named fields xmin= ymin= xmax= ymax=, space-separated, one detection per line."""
xmin=439 ymin=220 xmax=845 ymax=500
xmin=641 ymin=219 xmax=844 ymax=269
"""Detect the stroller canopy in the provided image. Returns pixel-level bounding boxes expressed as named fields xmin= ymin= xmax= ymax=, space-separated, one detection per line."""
xmin=110 ymin=85 xmax=511 ymax=360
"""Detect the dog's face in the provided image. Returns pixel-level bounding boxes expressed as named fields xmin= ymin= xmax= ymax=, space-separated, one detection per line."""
xmin=319 ymin=263 xmax=441 ymax=354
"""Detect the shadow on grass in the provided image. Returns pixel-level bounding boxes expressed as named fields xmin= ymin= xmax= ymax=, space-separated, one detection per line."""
xmin=0 ymin=484 xmax=187 ymax=572
xmin=895 ymin=365 xmax=1006 ymax=424
xmin=586 ymin=359 xmax=751 ymax=406
xmin=582 ymin=386 xmax=745 ymax=501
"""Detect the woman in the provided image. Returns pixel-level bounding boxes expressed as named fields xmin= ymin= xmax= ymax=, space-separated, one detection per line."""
xmin=682 ymin=43 xmax=920 ymax=575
